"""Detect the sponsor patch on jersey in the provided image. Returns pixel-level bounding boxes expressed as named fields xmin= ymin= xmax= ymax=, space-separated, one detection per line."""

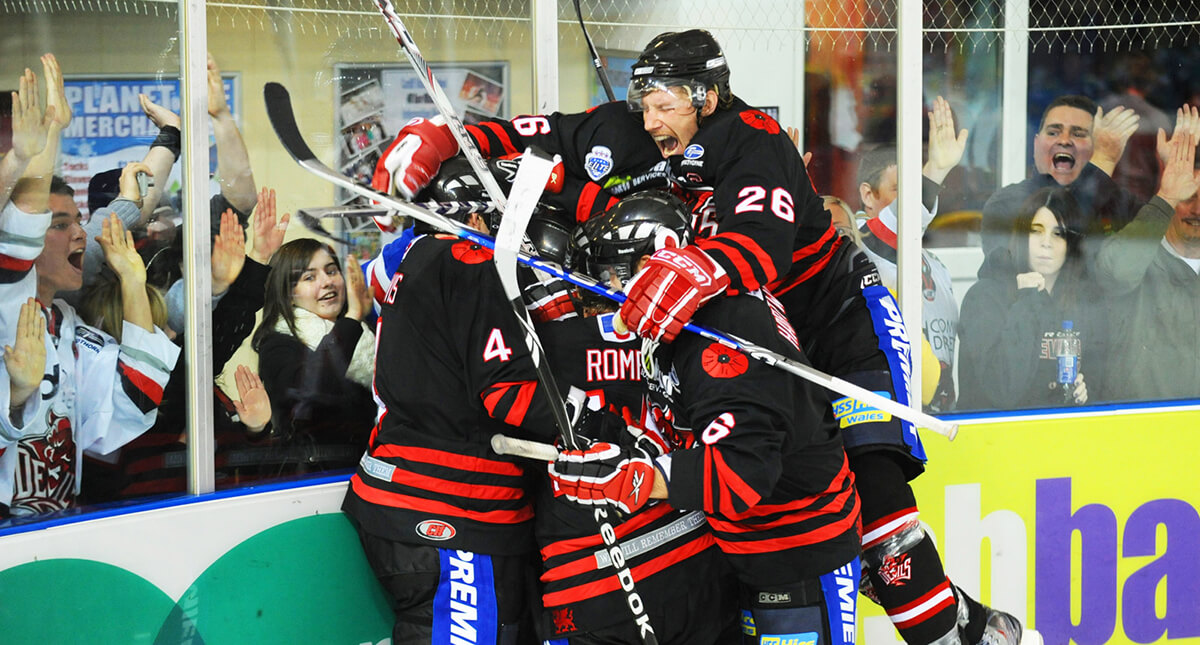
xmin=741 ymin=610 xmax=757 ymax=636
xmin=832 ymin=392 xmax=893 ymax=427
xmin=760 ymin=632 xmax=818 ymax=645
xmin=75 ymin=326 xmax=106 ymax=355
xmin=584 ymin=145 xmax=614 ymax=181
xmin=416 ymin=519 xmax=456 ymax=541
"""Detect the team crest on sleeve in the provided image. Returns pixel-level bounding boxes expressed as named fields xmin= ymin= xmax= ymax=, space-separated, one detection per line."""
xmin=450 ymin=241 xmax=494 ymax=264
xmin=585 ymin=145 xmax=614 ymax=181
xmin=701 ymin=343 xmax=749 ymax=378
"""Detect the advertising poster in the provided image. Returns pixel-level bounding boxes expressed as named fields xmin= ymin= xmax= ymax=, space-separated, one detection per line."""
xmin=332 ymin=62 xmax=508 ymax=260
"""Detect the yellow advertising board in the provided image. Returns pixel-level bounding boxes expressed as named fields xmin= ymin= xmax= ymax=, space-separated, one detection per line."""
xmin=859 ymin=409 xmax=1200 ymax=644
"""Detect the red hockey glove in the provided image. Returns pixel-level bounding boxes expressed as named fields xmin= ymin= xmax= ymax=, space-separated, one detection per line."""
xmin=618 ymin=245 xmax=729 ymax=342
xmin=548 ymin=442 xmax=655 ymax=514
xmin=523 ymin=275 xmax=578 ymax=323
xmin=372 ymin=116 xmax=459 ymax=200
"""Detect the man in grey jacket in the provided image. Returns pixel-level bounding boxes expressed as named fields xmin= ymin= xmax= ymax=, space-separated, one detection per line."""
xmin=1096 ymin=107 xmax=1200 ymax=401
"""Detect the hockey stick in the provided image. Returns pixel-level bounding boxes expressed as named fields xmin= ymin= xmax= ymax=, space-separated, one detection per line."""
xmin=298 ymin=201 xmax=498 ymax=221
xmin=494 ymin=149 xmax=659 ymax=644
xmin=263 ymin=82 xmax=957 ymax=441
xmin=373 ymin=0 xmax=508 ymax=210
xmin=491 ymin=433 xmax=559 ymax=461
xmin=573 ymin=0 xmax=616 ymax=102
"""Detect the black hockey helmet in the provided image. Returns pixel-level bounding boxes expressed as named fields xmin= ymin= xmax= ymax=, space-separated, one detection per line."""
xmin=411 ymin=156 xmax=500 ymax=234
xmin=573 ymin=190 xmax=693 ymax=285
xmin=527 ymin=212 xmax=573 ymax=266
xmin=628 ymin=29 xmax=732 ymax=112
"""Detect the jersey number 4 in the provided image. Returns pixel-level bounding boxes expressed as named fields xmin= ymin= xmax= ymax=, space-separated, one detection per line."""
xmin=483 ymin=328 xmax=514 ymax=362
xmin=735 ymin=186 xmax=794 ymax=223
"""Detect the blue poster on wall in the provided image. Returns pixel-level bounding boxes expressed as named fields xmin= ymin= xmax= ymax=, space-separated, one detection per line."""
xmin=59 ymin=76 xmax=238 ymax=215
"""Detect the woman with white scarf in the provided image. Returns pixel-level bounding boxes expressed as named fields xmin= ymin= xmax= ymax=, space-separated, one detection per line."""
xmin=252 ymin=238 xmax=375 ymax=475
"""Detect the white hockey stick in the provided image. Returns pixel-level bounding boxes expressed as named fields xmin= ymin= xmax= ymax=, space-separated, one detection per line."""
xmin=373 ymin=0 xmax=508 ymax=210
xmin=262 ymin=82 xmax=957 ymax=441
xmin=494 ymin=149 xmax=660 ymax=644
xmin=491 ymin=433 xmax=559 ymax=461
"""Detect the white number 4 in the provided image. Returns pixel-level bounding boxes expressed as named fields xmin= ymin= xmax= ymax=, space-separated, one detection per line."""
xmin=483 ymin=328 xmax=514 ymax=362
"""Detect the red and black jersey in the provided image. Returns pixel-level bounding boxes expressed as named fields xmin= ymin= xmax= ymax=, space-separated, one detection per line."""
xmin=465 ymin=99 xmax=836 ymax=296
xmin=466 ymin=102 xmax=664 ymax=224
xmin=647 ymin=291 xmax=861 ymax=588
xmin=342 ymin=234 xmax=560 ymax=556
xmin=534 ymin=313 xmax=726 ymax=638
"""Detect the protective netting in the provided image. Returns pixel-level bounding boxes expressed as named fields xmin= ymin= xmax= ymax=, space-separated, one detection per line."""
xmin=561 ymin=0 xmax=1200 ymax=54
xmin=0 ymin=0 xmax=534 ymax=43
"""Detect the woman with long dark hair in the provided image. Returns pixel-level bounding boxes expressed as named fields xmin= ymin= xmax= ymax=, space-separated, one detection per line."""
xmin=252 ymin=238 xmax=375 ymax=474
xmin=958 ymin=186 xmax=1107 ymax=409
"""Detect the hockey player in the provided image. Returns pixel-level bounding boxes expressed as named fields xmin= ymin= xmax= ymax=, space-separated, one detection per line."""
xmin=372 ymin=29 xmax=1028 ymax=645
xmin=340 ymin=195 xmax=566 ymax=644
xmin=549 ymin=196 xmax=862 ymax=645
xmin=533 ymin=192 xmax=740 ymax=644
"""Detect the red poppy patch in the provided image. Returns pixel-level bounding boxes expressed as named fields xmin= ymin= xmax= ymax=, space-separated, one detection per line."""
xmin=451 ymin=240 xmax=494 ymax=264
xmin=701 ymin=343 xmax=749 ymax=378
xmin=739 ymin=109 xmax=781 ymax=135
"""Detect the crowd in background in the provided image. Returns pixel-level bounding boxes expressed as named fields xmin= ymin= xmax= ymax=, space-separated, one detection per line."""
xmin=2 ymin=49 xmax=1199 ymax=521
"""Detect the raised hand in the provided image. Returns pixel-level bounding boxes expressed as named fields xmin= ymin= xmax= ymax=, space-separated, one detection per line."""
xmin=232 ymin=364 xmax=272 ymax=433
xmin=40 ymin=53 xmax=72 ymax=131
xmin=117 ymin=160 xmax=153 ymax=206
xmin=344 ymin=253 xmax=372 ymax=322
xmin=248 ymin=187 xmax=289 ymax=264
xmin=1091 ymin=105 xmax=1140 ymax=174
xmin=10 ymin=68 xmax=55 ymax=163
xmin=97 ymin=212 xmax=146 ymax=286
xmin=207 ymin=53 xmax=231 ymax=118
xmin=924 ymin=95 xmax=969 ymax=184
xmin=784 ymin=126 xmax=813 ymax=168
xmin=1156 ymin=104 xmax=1200 ymax=166
xmin=211 ymin=208 xmax=247 ymax=296
xmin=4 ymin=298 xmax=46 ymax=410
xmin=139 ymin=92 xmax=181 ymax=130
xmin=1155 ymin=132 xmax=1200 ymax=207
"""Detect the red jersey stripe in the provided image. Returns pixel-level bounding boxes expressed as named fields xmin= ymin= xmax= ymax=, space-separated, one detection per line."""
xmin=465 ymin=124 xmax=490 ymax=156
xmin=539 ymin=503 xmax=674 ymax=560
xmin=349 ymin=476 xmax=533 ymax=523
xmin=712 ymin=448 xmax=761 ymax=516
xmin=480 ymin=121 xmax=519 ymax=155
xmin=118 ymin=361 xmax=165 ymax=405
xmin=698 ymin=238 xmax=760 ymax=292
xmin=372 ymin=443 xmax=525 ymax=476
xmin=386 ymin=466 xmax=526 ymax=500
xmin=577 ymin=183 xmax=602 ymax=223
xmin=714 ymin=231 xmax=779 ymax=284
xmin=0 ymin=255 xmax=36 ymax=273
xmin=713 ymin=495 xmax=860 ymax=554
xmin=505 ymin=381 xmax=537 ymax=426
xmin=541 ymin=533 xmax=714 ymax=606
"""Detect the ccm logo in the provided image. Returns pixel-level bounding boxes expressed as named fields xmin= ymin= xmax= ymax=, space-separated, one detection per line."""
xmin=416 ymin=519 xmax=457 ymax=541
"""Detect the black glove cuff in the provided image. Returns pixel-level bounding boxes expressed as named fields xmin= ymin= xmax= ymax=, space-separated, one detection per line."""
xmin=151 ymin=125 xmax=182 ymax=160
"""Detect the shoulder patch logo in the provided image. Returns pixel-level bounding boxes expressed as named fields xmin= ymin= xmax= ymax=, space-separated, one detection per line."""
xmin=739 ymin=109 xmax=781 ymax=134
xmin=416 ymin=519 xmax=456 ymax=541
xmin=701 ymin=342 xmax=749 ymax=378
xmin=451 ymin=240 xmax=494 ymax=264
xmin=584 ymin=145 xmax=614 ymax=181
xmin=683 ymin=144 xmax=705 ymax=159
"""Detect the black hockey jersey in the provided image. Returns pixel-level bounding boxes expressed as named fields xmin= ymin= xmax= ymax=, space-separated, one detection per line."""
xmin=533 ymin=312 xmax=725 ymax=638
xmin=646 ymin=291 xmax=861 ymax=587
xmin=465 ymin=99 xmax=836 ymax=296
xmin=341 ymin=234 xmax=559 ymax=555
